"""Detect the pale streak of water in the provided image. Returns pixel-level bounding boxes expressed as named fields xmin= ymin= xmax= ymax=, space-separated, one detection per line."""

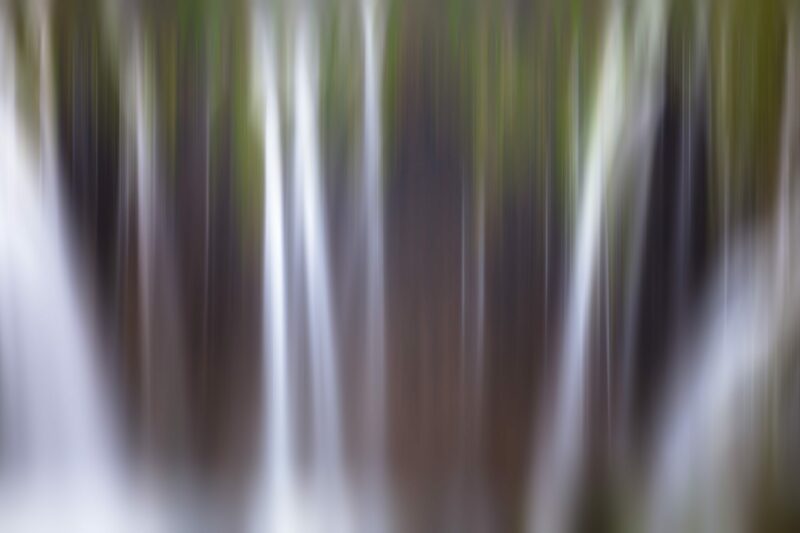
xmin=264 ymin=20 xmax=294 ymax=525
xmin=646 ymin=210 xmax=800 ymax=533
xmin=528 ymin=10 xmax=626 ymax=531
xmin=528 ymin=1 xmax=666 ymax=531
xmin=252 ymin=4 xmax=394 ymax=531
xmin=253 ymin=9 xmax=355 ymax=533
xmin=129 ymin=34 xmax=157 ymax=437
xmin=0 ymin=9 xmax=110 ymax=483
xmin=361 ymin=0 xmax=385 ymax=466
xmin=293 ymin=10 xmax=348 ymax=510
xmin=251 ymin=10 xmax=305 ymax=531
xmin=0 ymin=10 xmax=163 ymax=533
xmin=646 ymin=15 xmax=800 ymax=533
xmin=360 ymin=0 xmax=391 ymax=529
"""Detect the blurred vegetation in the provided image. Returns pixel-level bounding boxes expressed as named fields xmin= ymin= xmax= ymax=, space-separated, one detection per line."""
xmin=5 ymin=0 xmax=795 ymax=240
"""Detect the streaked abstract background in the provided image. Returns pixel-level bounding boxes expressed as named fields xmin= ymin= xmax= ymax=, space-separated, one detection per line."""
xmin=1 ymin=0 xmax=799 ymax=531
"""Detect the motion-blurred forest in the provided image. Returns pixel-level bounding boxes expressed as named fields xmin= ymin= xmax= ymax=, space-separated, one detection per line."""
xmin=1 ymin=0 xmax=800 ymax=532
